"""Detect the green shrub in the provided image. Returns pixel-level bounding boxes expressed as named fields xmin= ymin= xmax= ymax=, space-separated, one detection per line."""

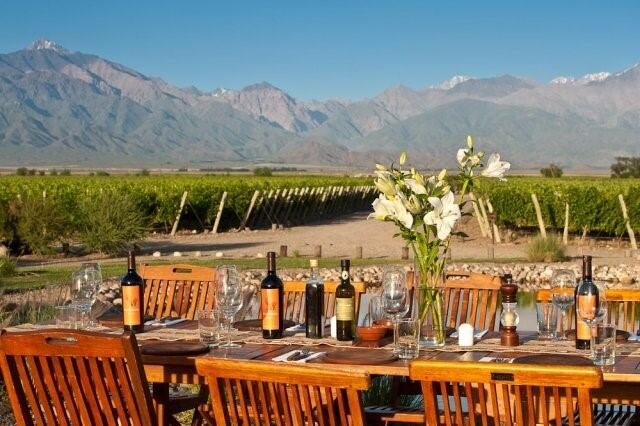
xmin=254 ymin=167 xmax=273 ymax=177
xmin=540 ymin=164 xmax=563 ymax=178
xmin=78 ymin=192 xmax=148 ymax=255
xmin=16 ymin=197 xmax=71 ymax=255
xmin=527 ymin=235 xmax=567 ymax=262
xmin=611 ymin=157 xmax=640 ymax=178
xmin=59 ymin=169 xmax=71 ymax=176
xmin=138 ymin=169 xmax=150 ymax=176
xmin=15 ymin=167 xmax=27 ymax=176
xmin=0 ymin=258 xmax=16 ymax=278
xmin=49 ymin=169 xmax=58 ymax=176
xmin=95 ymin=171 xmax=110 ymax=176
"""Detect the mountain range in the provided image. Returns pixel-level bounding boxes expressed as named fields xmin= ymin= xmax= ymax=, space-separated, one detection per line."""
xmin=1 ymin=39 xmax=639 ymax=170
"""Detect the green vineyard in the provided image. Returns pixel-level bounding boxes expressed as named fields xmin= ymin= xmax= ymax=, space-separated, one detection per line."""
xmin=475 ymin=177 xmax=640 ymax=236
xmin=0 ymin=175 xmax=374 ymax=232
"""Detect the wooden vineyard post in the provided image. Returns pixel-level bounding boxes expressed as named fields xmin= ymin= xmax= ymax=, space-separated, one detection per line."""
xmin=299 ymin=187 xmax=316 ymax=224
xmin=271 ymin=188 xmax=290 ymax=226
xmin=563 ymin=203 xmax=570 ymax=245
xmin=265 ymin=189 xmax=282 ymax=227
xmin=171 ymin=191 xmax=189 ymax=236
xmin=239 ymin=190 xmax=260 ymax=231
xmin=485 ymin=199 xmax=502 ymax=244
xmin=531 ymin=193 xmax=547 ymax=238
xmin=211 ymin=191 xmax=228 ymax=234
xmin=618 ymin=194 xmax=638 ymax=250
xmin=469 ymin=193 xmax=488 ymax=238
xmin=478 ymin=198 xmax=493 ymax=239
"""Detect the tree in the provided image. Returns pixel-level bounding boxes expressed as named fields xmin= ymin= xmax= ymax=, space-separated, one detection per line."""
xmin=540 ymin=163 xmax=563 ymax=178
xmin=254 ymin=167 xmax=273 ymax=177
xmin=611 ymin=157 xmax=640 ymax=178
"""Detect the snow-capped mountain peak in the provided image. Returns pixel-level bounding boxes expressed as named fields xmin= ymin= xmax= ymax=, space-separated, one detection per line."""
xmin=28 ymin=39 xmax=68 ymax=53
xmin=578 ymin=72 xmax=611 ymax=84
xmin=550 ymin=76 xmax=576 ymax=85
xmin=436 ymin=75 xmax=473 ymax=90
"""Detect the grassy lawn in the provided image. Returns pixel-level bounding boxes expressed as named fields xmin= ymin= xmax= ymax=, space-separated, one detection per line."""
xmin=1 ymin=256 xmax=527 ymax=291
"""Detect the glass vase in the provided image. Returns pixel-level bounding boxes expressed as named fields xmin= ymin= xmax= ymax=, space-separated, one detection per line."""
xmin=416 ymin=286 xmax=446 ymax=347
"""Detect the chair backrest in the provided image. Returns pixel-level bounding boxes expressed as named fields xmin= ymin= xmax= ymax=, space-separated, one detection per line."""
xmin=537 ymin=288 xmax=640 ymax=334
xmin=257 ymin=280 xmax=367 ymax=324
xmin=441 ymin=271 xmax=503 ymax=331
xmin=0 ymin=329 xmax=155 ymax=426
xmin=409 ymin=360 xmax=602 ymax=426
xmin=139 ymin=263 xmax=216 ymax=320
xmin=196 ymin=358 xmax=369 ymax=426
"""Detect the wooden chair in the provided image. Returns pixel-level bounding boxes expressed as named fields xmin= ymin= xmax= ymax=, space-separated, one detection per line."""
xmin=0 ymin=329 xmax=155 ymax=426
xmin=441 ymin=271 xmax=503 ymax=331
xmin=139 ymin=263 xmax=216 ymax=320
xmin=195 ymin=358 xmax=370 ymax=425
xmin=409 ymin=359 xmax=602 ymax=426
xmin=537 ymin=288 xmax=640 ymax=334
xmin=257 ymin=280 xmax=367 ymax=324
xmin=367 ymin=271 xmax=504 ymax=425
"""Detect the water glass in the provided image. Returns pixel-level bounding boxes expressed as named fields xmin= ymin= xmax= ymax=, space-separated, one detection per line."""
xmin=536 ymin=302 xmax=558 ymax=340
xmin=198 ymin=309 xmax=221 ymax=347
xmin=56 ymin=305 xmax=81 ymax=329
xmin=592 ymin=324 xmax=616 ymax=366
xmin=395 ymin=318 xmax=419 ymax=359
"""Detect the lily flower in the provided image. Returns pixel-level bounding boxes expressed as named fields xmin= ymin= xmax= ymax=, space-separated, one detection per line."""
xmin=456 ymin=148 xmax=469 ymax=166
xmin=392 ymin=196 xmax=414 ymax=229
xmin=405 ymin=178 xmax=427 ymax=195
xmin=369 ymin=194 xmax=396 ymax=221
xmin=423 ymin=192 xmax=461 ymax=240
xmin=374 ymin=170 xmax=396 ymax=197
xmin=481 ymin=153 xmax=511 ymax=181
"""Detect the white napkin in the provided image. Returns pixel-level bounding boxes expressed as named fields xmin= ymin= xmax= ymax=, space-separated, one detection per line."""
xmin=145 ymin=318 xmax=188 ymax=327
xmin=272 ymin=350 xmax=325 ymax=363
xmin=450 ymin=328 xmax=489 ymax=339
xmin=628 ymin=334 xmax=640 ymax=342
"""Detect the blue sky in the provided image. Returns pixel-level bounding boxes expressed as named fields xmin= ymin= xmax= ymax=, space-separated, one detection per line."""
xmin=1 ymin=1 xmax=639 ymax=100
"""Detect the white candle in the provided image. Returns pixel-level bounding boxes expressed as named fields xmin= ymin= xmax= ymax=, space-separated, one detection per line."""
xmin=458 ymin=323 xmax=474 ymax=347
xmin=330 ymin=316 xmax=337 ymax=338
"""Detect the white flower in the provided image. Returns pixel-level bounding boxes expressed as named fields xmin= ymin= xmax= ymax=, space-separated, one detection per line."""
xmin=368 ymin=194 xmax=396 ymax=221
xmin=481 ymin=153 xmax=510 ymax=181
xmin=399 ymin=192 xmax=422 ymax=215
xmin=374 ymin=171 xmax=396 ymax=197
xmin=392 ymin=197 xmax=414 ymax=229
xmin=405 ymin=178 xmax=427 ymax=195
xmin=423 ymin=192 xmax=461 ymax=240
xmin=456 ymin=148 xmax=469 ymax=166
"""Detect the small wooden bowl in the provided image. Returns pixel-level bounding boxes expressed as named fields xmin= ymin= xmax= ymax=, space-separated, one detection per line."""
xmin=356 ymin=326 xmax=387 ymax=341
xmin=372 ymin=319 xmax=394 ymax=337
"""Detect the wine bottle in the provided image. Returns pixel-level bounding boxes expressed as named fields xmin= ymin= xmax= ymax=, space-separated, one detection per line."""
xmin=575 ymin=255 xmax=596 ymax=349
xmin=121 ymin=251 xmax=145 ymax=333
xmin=335 ymin=259 xmax=355 ymax=341
xmin=305 ymin=259 xmax=324 ymax=338
xmin=261 ymin=252 xmax=283 ymax=339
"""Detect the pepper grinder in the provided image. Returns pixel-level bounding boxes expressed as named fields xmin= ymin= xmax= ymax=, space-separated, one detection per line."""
xmin=500 ymin=274 xmax=520 ymax=346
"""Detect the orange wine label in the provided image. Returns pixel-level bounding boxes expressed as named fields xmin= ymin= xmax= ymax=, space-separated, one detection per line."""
xmin=122 ymin=286 xmax=142 ymax=326
xmin=261 ymin=289 xmax=280 ymax=330
xmin=577 ymin=294 xmax=596 ymax=320
xmin=576 ymin=319 xmax=591 ymax=340
xmin=336 ymin=297 xmax=354 ymax=321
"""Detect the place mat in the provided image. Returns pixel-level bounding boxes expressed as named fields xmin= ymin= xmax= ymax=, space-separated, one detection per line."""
xmin=140 ymin=342 xmax=209 ymax=356
xmin=430 ymin=336 xmax=640 ymax=357
xmin=322 ymin=350 xmax=398 ymax=365
xmin=233 ymin=319 xmax=297 ymax=332
xmin=564 ymin=329 xmax=630 ymax=343
xmin=5 ymin=323 xmax=118 ymax=334
xmin=514 ymin=354 xmax=593 ymax=366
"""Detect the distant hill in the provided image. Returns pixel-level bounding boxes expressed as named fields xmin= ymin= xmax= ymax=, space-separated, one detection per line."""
xmin=1 ymin=39 xmax=639 ymax=169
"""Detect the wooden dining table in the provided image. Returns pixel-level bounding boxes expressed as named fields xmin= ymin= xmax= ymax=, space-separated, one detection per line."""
xmin=138 ymin=322 xmax=640 ymax=426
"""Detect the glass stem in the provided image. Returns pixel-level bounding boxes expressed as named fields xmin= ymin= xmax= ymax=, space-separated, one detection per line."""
xmin=590 ymin=325 xmax=596 ymax=358
xmin=227 ymin=316 xmax=233 ymax=346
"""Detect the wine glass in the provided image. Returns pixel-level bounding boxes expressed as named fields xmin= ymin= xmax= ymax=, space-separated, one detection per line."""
xmin=575 ymin=280 xmax=607 ymax=355
xmin=381 ymin=268 xmax=409 ymax=351
xmin=216 ymin=266 xmax=243 ymax=348
xmin=550 ymin=269 xmax=576 ymax=340
xmin=70 ymin=270 xmax=97 ymax=328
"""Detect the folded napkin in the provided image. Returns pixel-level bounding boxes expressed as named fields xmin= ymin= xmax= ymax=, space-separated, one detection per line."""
xmin=450 ymin=329 xmax=489 ymax=339
xmin=628 ymin=334 xmax=640 ymax=342
xmin=479 ymin=356 xmax=515 ymax=363
xmin=272 ymin=349 xmax=325 ymax=363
